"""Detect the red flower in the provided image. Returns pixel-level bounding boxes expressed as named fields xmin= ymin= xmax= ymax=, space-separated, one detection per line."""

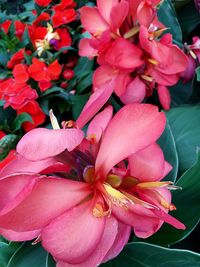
xmin=0 ymin=20 xmax=12 ymax=34
xmin=53 ymin=28 xmax=72 ymax=51
xmin=28 ymin=58 xmax=62 ymax=82
xmin=63 ymin=69 xmax=74 ymax=80
xmin=17 ymin=100 xmax=46 ymax=132
xmin=0 ymin=78 xmax=38 ymax=110
xmin=13 ymin=64 xmax=29 ymax=84
xmin=53 ymin=0 xmax=76 ymax=11
xmin=14 ymin=21 xmax=26 ymax=40
xmin=28 ymin=25 xmax=47 ymax=47
xmin=52 ymin=9 xmax=76 ymax=28
xmin=0 ymin=150 xmax=16 ymax=170
xmin=0 ymin=131 xmax=6 ymax=139
xmin=35 ymin=0 xmax=52 ymax=7
xmin=33 ymin=12 xmax=51 ymax=27
xmin=7 ymin=49 xmax=25 ymax=69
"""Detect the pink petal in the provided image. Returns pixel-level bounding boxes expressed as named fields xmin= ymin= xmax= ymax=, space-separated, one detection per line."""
xmin=0 ymin=228 xmax=40 ymax=241
xmin=103 ymin=222 xmax=131 ymax=263
xmin=157 ymin=85 xmax=171 ymax=110
xmin=120 ymin=77 xmax=146 ymax=104
xmin=153 ymin=209 xmax=186 ymax=230
xmin=0 ymin=178 xmax=91 ymax=231
xmin=93 ymin=65 xmax=118 ymax=88
xmin=129 ymin=143 xmax=165 ymax=182
xmin=79 ymin=38 xmax=97 ymax=58
xmin=57 ymin=216 xmax=119 ymax=267
xmin=95 ymin=104 xmax=166 ymax=178
xmin=97 ymin=0 xmax=119 ymax=24
xmin=17 ymin=128 xmax=84 ymax=161
xmin=110 ymin=0 xmax=129 ymax=31
xmin=104 ymin=38 xmax=143 ymax=70
xmin=76 ymin=80 xmax=114 ymax=129
xmin=42 ymin=199 xmax=105 ymax=264
xmin=112 ymin=203 xmax=160 ymax=238
xmin=80 ymin=6 xmax=108 ymax=34
xmin=137 ymin=1 xmax=155 ymax=28
xmin=87 ymin=105 xmax=113 ymax=143
xmin=0 ymin=173 xmax=41 ymax=216
xmin=0 ymin=155 xmax=58 ymax=177
xmin=162 ymin=161 xmax=172 ymax=178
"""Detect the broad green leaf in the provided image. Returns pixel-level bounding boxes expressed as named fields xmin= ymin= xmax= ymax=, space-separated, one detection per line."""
xmin=158 ymin=119 xmax=179 ymax=182
xmin=196 ymin=66 xmax=200 ymax=82
xmin=138 ymin=156 xmax=200 ymax=246
xmin=8 ymin=243 xmax=47 ymax=267
xmin=0 ymin=242 xmax=22 ymax=267
xmin=74 ymin=57 xmax=94 ymax=78
xmin=158 ymin=0 xmax=182 ymax=44
xmin=170 ymin=81 xmax=192 ymax=107
xmin=46 ymin=254 xmax=56 ymax=267
xmin=102 ymin=242 xmax=200 ymax=267
xmin=76 ymin=72 xmax=93 ymax=93
xmin=70 ymin=93 xmax=90 ymax=120
xmin=177 ymin=2 xmax=200 ymax=39
xmin=172 ymin=0 xmax=192 ymax=9
xmin=11 ymin=113 xmax=32 ymax=132
xmin=167 ymin=105 xmax=200 ymax=173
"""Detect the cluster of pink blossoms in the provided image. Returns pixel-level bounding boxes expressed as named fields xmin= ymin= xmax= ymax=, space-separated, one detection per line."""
xmin=79 ymin=0 xmax=188 ymax=110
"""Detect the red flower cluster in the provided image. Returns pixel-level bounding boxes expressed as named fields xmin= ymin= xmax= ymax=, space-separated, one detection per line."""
xmin=79 ymin=0 xmax=188 ymax=110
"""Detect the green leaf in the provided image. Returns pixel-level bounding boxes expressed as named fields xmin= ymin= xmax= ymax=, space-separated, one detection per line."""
xmin=102 ymin=242 xmax=200 ymax=267
xmin=138 ymin=155 xmax=200 ymax=246
xmin=170 ymin=81 xmax=192 ymax=107
xmin=167 ymin=105 xmax=200 ymax=174
xmin=0 ymin=242 xmax=22 ymax=267
xmin=70 ymin=93 xmax=90 ymax=120
xmin=158 ymin=118 xmax=179 ymax=182
xmin=11 ymin=113 xmax=32 ymax=132
xmin=196 ymin=66 xmax=200 ymax=82
xmin=158 ymin=0 xmax=182 ymax=44
xmin=45 ymin=254 xmax=56 ymax=267
xmin=74 ymin=57 xmax=94 ymax=78
xmin=7 ymin=243 xmax=47 ymax=267
xmin=41 ymin=86 xmax=66 ymax=97
xmin=0 ymin=134 xmax=18 ymax=160
xmin=76 ymin=72 xmax=93 ymax=93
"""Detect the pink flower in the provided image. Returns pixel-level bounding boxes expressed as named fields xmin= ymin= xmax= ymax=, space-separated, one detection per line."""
xmin=79 ymin=0 xmax=188 ymax=110
xmin=0 ymin=104 xmax=185 ymax=266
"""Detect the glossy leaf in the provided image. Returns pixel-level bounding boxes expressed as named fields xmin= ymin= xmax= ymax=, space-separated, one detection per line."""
xmin=11 ymin=113 xmax=33 ymax=132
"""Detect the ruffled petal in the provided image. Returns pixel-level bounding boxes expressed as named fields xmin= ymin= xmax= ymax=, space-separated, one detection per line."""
xmin=95 ymin=104 xmax=166 ymax=178
xmin=80 ymin=6 xmax=108 ymax=34
xmin=129 ymin=143 xmax=165 ymax=182
xmin=42 ymin=199 xmax=105 ymax=264
xmin=76 ymin=80 xmax=114 ymax=129
xmin=17 ymin=128 xmax=84 ymax=161
xmin=87 ymin=106 xmax=113 ymax=143
xmin=0 ymin=178 xmax=91 ymax=231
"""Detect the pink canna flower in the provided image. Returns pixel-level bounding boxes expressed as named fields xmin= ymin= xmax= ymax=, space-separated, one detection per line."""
xmin=0 ymin=104 xmax=185 ymax=267
xmin=79 ymin=0 xmax=188 ymax=110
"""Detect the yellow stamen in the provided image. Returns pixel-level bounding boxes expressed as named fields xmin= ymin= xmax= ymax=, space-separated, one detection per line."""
xmin=92 ymin=203 xmax=110 ymax=218
xmin=106 ymin=174 xmax=122 ymax=188
xmin=83 ymin=166 xmax=95 ymax=184
xmin=141 ymin=74 xmax=154 ymax=82
xmin=121 ymin=176 xmax=138 ymax=188
xmin=122 ymin=191 xmax=157 ymax=209
xmin=189 ymin=50 xmax=197 ymax=60
xmin=124 ymin=26 xmax=140 ymax=39
xmin=103 ymin=183 xmax=132 ymax=207
xmin=153 ymin=27 xmax=169 ymax=38
xmin=49 ymin=109 xmax=60 ymax=129
xmin=87 ymin=134 xmax=97 ymax=144
xmin=137 ymin=181 xmax=173 ymax=189
xmin=148 ymin=58 xmax=158 ymax=65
